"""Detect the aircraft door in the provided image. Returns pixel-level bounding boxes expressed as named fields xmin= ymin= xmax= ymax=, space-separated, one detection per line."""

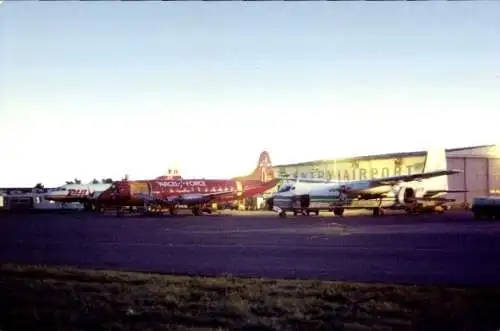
xmin=130 ymin=182 xmax=150 ymax=198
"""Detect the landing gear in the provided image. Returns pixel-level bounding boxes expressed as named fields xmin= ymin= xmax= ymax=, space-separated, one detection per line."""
xmin=434 ymin=206 xmax=445 ymax=214
xmin=192 ymin=206 xmax=202 ymax=216
xmin=405 ymin=207 xmax=416 ymax=215
xmin=83 ymin=201 xmax=93 ymax=212
xmin=141 ymin=204 xmax=163 ymax=217
xmin=95 ymin=204 xmax=104 ymax=213
xmin=266 ymin=197 xmax=274 ymax=211
xmin=116 ymin=207 xmax=125 ymax=217
xmin=372 ymin=207 xmax=385 ymax=217
xmin=333 ymin=207 xmax=344 ymax=217
xmin=305 ymin=209 xmax=319 ymax=216
xmin=153 ymin=206 xmax=163 ymax=216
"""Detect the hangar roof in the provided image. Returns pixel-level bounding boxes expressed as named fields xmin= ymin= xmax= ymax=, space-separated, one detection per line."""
xmin=274 ymin=144 xmax=497 ymax=168
xmin=446 ymin=144 xmax=499 ymax=158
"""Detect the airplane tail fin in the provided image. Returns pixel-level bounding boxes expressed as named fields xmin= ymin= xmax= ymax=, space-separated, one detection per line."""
xmin=236 ymin=151 xmax=275 ymax=182
xmin=423 ymin=148 xmax=449 ymax=191
xmin=253 ymin=151 xmax=275 ymax=182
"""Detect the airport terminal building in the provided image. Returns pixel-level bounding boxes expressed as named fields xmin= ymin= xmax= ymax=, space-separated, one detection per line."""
xmin=272 ymin=144 xmax=500 ymax=205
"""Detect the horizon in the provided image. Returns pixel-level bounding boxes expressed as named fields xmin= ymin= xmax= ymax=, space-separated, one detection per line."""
xmin=1 ymin=2 xmax=499 ymax=187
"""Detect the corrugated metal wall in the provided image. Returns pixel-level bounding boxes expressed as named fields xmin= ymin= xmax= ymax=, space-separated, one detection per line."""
xmin=465 ymin=158 xmax=488 ymax=203
xmin=447 ymin=156 xmax=498 ymax=204
xmin=489 ymin=158 xmax=500 ymax=195
xmin=447 ymin=157 xmax=466 ymax=203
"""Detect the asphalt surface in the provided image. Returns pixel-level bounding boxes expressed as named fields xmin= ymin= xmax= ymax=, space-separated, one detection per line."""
xmin=1 ymin=210 xmax=499 ymax=285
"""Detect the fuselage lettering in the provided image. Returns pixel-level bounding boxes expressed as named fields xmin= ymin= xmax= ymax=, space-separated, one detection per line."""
xmin=68 ymin=189 xmax=88 ymax=196
xmin=157 ymin=180 xmax=207 ymax=188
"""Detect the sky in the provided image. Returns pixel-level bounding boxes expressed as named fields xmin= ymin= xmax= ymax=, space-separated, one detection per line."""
xmin=1 ymin=2 xmax=499 ymax=187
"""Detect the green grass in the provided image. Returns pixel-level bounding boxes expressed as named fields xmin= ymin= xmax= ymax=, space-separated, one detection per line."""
xmin=0 ymin=264 xmax=499 ymax=331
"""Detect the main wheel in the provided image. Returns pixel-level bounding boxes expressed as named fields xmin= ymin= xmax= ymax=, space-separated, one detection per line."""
xmin=266 ymin=197 xmax=274 ymax=211
xmin=192 ymin=206 xmax=202 ymax=216
xmin=333 ymin=207 xmax=344 ymax=216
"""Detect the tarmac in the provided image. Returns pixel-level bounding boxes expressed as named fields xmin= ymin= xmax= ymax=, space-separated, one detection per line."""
xmin=1 ymin=209 xmax=499 ymax=285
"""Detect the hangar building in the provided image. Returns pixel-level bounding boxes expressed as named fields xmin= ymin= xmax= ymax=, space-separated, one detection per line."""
xmin=272 ymin=144 xmax=500 ymax=205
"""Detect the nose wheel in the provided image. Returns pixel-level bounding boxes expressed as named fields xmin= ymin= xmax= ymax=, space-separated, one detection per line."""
xmin=372 ymin=207 xmax=385 ymax=217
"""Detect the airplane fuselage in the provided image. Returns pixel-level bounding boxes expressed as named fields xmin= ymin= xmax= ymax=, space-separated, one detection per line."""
xmin=97 ymin=178 xmax=279 ymax=207
xmin=44 ymin=183 xmax=111 ymax=204
xmin=271 ymin=180 xmax=446 ymax=213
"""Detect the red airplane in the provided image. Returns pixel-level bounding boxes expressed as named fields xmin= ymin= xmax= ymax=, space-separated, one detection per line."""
xmin=96 ymin=151 xmax=278 ymax=215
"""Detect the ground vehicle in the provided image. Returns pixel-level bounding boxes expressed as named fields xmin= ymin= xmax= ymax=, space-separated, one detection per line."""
xmin=471 ymin=196 xmax=500 ymax=220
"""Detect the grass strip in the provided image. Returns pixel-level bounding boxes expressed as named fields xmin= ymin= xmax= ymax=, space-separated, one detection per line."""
xmin=0 ymin=263 xmax=499 ymax=331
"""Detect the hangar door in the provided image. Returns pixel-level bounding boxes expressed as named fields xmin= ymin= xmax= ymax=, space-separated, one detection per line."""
xmin=446 ymin=157 xmax=466 ymax=204
xmin=488 ymin=158 xmax=500 ymax=195
xmin=465 ymin=158 xmax=488 ymax=204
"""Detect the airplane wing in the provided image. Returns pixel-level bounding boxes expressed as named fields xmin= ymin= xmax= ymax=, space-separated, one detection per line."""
xmin=277 ymin=169 xmax=462 ymax=186
xmin=368 ymin=169 xmax=463 ymax=186
xmin=338 ymin=169 xmax=462 ymax=198
xmin=139 ymin=191 xmax=233 ymax=205
xmin=138 ymin=193 xmax=168 ymax=204
xmin=423 ymin=189 xmax=467 ymax=198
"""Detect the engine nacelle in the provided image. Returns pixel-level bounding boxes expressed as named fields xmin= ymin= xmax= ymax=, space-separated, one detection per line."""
xmin=178 ymin=193 xmax=210 ymax=205
xmin=397 ymin=187 xmax=417 ymax=205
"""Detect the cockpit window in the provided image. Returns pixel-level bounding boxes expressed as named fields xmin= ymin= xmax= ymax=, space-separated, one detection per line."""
xmin=278 ymin=185 xmax=293 ymax=193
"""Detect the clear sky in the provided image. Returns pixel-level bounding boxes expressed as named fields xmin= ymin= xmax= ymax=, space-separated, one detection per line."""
xmin=1 ymin=1 xmax=499 ymax=187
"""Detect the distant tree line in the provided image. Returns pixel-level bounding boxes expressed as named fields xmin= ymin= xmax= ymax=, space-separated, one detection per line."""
xmin=34 ymin=178 xmax=114 ymax=188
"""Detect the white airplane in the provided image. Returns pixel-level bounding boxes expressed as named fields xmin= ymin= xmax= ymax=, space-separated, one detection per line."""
xmin=268 ymin=149 xmax=464 ymax=217
xmin=44 ymin=182 xmax=111 ymax=210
